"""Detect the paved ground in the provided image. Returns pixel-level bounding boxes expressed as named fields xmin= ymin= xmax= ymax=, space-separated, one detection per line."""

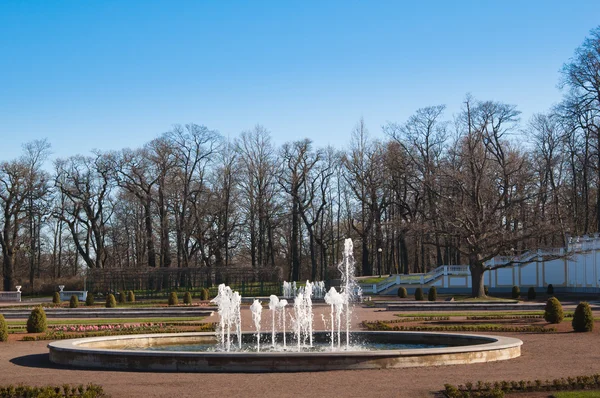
xmin=1 ymin=304 xmax=600 ymax=397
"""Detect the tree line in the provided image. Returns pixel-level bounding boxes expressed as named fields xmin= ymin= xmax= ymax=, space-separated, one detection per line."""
xmin=1 ymin=27 xmax=599 ymax=297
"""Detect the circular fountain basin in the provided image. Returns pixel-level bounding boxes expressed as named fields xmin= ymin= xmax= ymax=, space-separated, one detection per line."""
xmin=48 ymin=331 xmax=522 ymax=372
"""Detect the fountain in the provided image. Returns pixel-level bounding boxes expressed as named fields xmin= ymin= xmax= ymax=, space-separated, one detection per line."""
xmin=249 ymin=299 xmax=262 ymax=352
xmin=48 ymin=238 xmax=523 ymax=372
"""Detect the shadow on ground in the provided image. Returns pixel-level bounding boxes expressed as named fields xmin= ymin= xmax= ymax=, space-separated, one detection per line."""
xmin=10 ymin=354 xmax=61 ymax=369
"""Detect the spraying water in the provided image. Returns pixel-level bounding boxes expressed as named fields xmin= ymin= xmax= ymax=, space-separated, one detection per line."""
xmin=211 ymin=238 xmax=359 ymax=352
xmin=338 ymin=238 xmax=361 ymax=349
xmin=210 ymin=284 xmax=242 ymax=352
xmin=324 ymin=287 xmax=345 ymax=349
xmin=268 ymin=295 xmax=279 ymax=347
xmin=250 ymin=299 xmax=263 ymax=352
xmin=278 ymin=299 xmax=288 ymax=349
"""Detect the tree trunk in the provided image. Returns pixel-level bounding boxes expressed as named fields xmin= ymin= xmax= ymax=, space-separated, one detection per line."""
xmin=469 ymin=254 xmax=486 ymax=297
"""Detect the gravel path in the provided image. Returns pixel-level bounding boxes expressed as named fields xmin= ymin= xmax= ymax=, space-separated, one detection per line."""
xmin=1 ymin=305 xmax=598 ymax=397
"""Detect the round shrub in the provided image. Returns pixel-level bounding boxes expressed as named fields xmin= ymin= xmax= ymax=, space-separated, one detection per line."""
xmin=544 ymin=297 xmax=564 ymax=324
xmin=511 ymin=285 xmax=520 ymax=299
xmin=428 ymin=286 xmax=437 ymax=301
xmin=26 ymin=306 xmax=47 ymax=333
xmin=0 ymin=314 xmax=7 ymax=342
xmin=168 ymin=292 xmax=179 ymax=306
xmin=200 ymin=288 xmax=209 ymax=301
xmin=527 ymin=287 xmax=536 ymax=300
xmin=105 ymin=294 xmax=116 ymax=308
xmin=397 ymin=286 xmax=407 ymax=298
xmin=184 ymin=291 xmax=193 ymax=305
xmin=118 ymin=290 xmax=126 ymax=304
xmin=127 ymin=291 xmax=135 ymax=303
xmin=414 ymin=287 xmax=424 ymax=301
xmin=572 ymin=301 xmax=594 ymax=332
xmin=547 ymin=284 xmax=554 ymax=295
xmin=85 ymin=294 xmax=94 ymax=306
xmin=52 ymin=292 xmax=60 ymax=304
xmin=69 ymin=295 xmax=79 ymax=308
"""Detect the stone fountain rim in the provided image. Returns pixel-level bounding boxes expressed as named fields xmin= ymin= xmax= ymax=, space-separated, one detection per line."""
xmin=48 ymin=330 xmax=522 ymax=358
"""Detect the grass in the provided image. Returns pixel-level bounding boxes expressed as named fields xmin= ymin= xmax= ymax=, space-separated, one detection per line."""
xmin=358 ymin=277 xmax=388 ymax=284
xmin=553 ymin=391 xmax=600 ymax=397
xmin=451 ymin=295 xmax=519 ymax=303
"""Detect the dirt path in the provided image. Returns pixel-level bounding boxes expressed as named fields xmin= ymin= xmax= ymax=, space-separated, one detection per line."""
xmin=1 ymin=306 xmax=598 ymax=398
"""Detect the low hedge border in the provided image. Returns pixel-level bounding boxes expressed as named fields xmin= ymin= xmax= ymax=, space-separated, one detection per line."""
xmin=20 ymin=323 xmax=217 ymax=341
xmin=443 ymin=374 xmax=600 ymax=398
xmin=0 ymin=383 xmax=105 ymax=398
xmin=361 ymin=321 xmax=556 ymax=333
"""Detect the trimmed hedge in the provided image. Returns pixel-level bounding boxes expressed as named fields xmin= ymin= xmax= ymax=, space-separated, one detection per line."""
xmin=428 ymin=286 xmax=437 ymax=301
xmin=572 ymin=301 xmax=594 ymax=332
xmin=85 ymin=294 xmax=94 ymax=306
xmin=544 ymin=297 xmax=564 ymax=324
xmin=105 ymin=294 xmax=116 ymax=308
xmin=414 ymin=287 xmax=424 ymax=301
xmin=69 ymin=295 xmax=79 ymax=308
xmin=527 ymin=287 xmax=536 ymax=300
xmin=127 ymin=291 xmax=135 ymax=303
xmin=511 ymin=285 xmax=520 ymax=299
xmin=547 ymin=283 xmax=554 ymax=295
xmin=0 ymin=314 xmax=7 ymax=342
xmin=0 ymin=384 xmax=105 ymax=397
xmin=168 ymin=292 xmax=179 ymax=306
xmin=200 ymin=288 xmax=209 ymax=301
xmin=184 ymin=291 xmax=193 ymax=305
xmin=26 ymin=306 xmax=47 ymax=333
xmin=52 ymin=292 xmax=60 ymax=304
xmin=118 ymin=290 xmax=126 ymax=304
xmin=397 ymin=286 xmax=407 ymax=298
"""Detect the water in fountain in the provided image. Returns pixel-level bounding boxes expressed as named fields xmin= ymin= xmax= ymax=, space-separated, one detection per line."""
xmin=210 ymin=238 xmax=359 ymax=352
xmin=250 ymin=299 xmax=262 ymax=352
xmin=210 ymin=284 xmax=242 ymax=352
xmin=268 ymin=295 xmax=279 ymax=347
xmin=313 ymin=281 xmax=326 ymax=299
xmin=324 ymin=286 xmax=345 ymax=349
xmin=278 ymin=299 xmax=288 ymax=349
xmin=338 ymin=238 xmax=361 ymax=349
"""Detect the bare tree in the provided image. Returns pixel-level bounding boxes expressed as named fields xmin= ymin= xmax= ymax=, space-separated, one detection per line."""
xmin=0 ymin=140 xmax=51 ymax=291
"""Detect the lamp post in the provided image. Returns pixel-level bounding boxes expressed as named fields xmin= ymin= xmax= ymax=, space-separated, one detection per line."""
xmin=377 ymin=248 xmax=382 ymax=278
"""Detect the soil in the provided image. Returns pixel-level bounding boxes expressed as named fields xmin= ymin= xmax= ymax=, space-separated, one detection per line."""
xmin=1 ymin=305 xmax=599 ymax=398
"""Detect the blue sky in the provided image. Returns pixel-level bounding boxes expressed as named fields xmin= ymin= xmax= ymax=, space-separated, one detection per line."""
xmin=1 ymin=1 xmax=599 ymax=162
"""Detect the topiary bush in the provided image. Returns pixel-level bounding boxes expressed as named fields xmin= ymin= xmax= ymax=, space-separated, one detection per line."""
xmin=527 ymin=287 xmax=536 ymax=300
xmin=0 ymin=314 xmax=7 ymax=342
xmin=414 ymin=287 xmax=424 ymax=301
xmin=572 ymin=301 xmax=594 ymax=332
xmin=397 ymin=286 xmax=407 ymax=298
xmin=547 ymin=284 xmax=554 ymax=295
xmin=85 ymin=294 xmax=94 ymax=306
xmin=484 ymin=285 xmax=489 ymax=296
xmin=105 ymin=294 xmax=116 ymax=308
xmin=26 ymin=306 xmax=47 ymax=333
xmin=168 ymin=292 xmax=179 ymax=306
xmin=118 ymin=290 xmax=126 ymax=304
xmin=428 ymin=286 xmax=437 ymax=301
xmin=127 ymin=290 xmax=135 ymax=303
xmin=184 ymin=291 xmax=193 ymax=305
xmin=511 ymin=285 xmax=520 ymax=299
xmin=200 ymin=288 xmax=209 ymax=301
xmin=69 ymin=295 xmax=79 ymax=308
xmin=544 ymin=297 xmax=564 ymax=324
xmin=52 ymin=292 xmax=60 ymax=304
